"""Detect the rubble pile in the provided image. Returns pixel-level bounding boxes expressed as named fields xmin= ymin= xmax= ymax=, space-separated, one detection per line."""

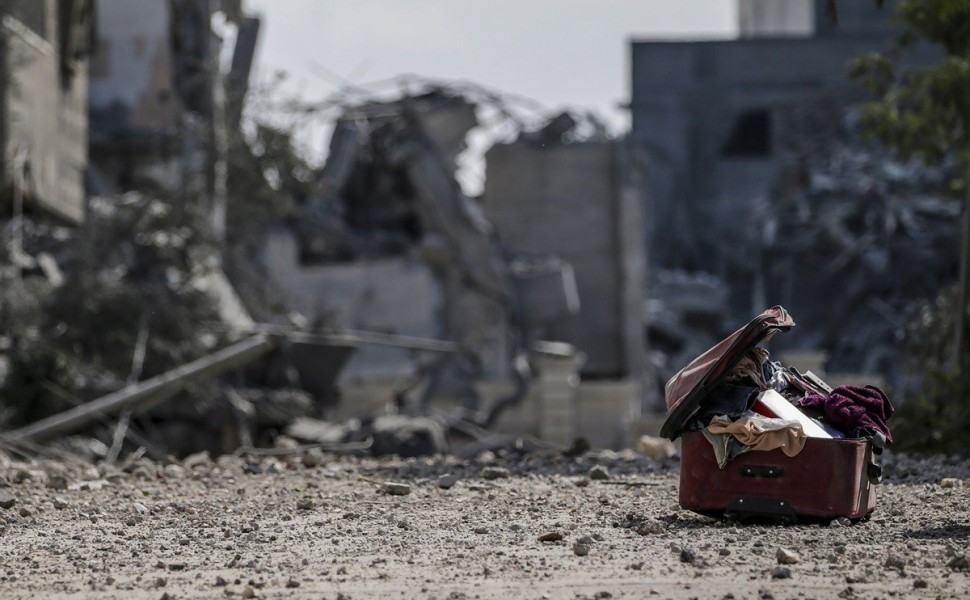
xmin=756 ymin=99 xmax=960 ymax=391
xmin=644 ymin=270 xmax=731 ymax=402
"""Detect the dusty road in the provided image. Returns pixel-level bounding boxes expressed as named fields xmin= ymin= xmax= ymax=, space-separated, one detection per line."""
xmin=0 ymin=448 xmax=967 ymax=599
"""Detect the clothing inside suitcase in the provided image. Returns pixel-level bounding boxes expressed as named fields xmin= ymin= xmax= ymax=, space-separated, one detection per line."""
xmin=661 ymin=306 xmax=893 ymax=521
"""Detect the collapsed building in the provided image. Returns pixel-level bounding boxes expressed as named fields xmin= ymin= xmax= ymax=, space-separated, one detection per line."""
xmin=255 ymin=88 xmax=647 ymax=449
xmin=628 ymin=0 xmax=945 ymax=389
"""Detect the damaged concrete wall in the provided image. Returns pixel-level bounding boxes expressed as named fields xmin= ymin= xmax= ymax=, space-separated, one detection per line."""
xmin=483 ymin=138 xmax=645 ymax=382
xmin=2 ymin=0 xmax=91 ymax=222
xmin=262 ymin=229 xmax=442 ymax=381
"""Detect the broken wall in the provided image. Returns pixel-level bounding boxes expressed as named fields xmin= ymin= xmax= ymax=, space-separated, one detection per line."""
xmin=262 ymin=228 xmax=442 ymax=382
xmin=483 ymin=138 xmax=645 ymax=381
xmin=2 ymin=0 xmax=91 ymax=222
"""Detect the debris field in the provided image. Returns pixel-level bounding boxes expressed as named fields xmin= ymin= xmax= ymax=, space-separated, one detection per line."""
xmin=0 ymin=450 xmax=966 ymax=599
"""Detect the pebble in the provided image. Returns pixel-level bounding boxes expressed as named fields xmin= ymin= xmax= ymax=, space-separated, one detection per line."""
xmin=948 ymin=555 xmax=969 ymax=571
xmin=679 ymin=548 xmax=696 ymax=564
xmin=242 ymin=586 xmax=256 ymax=598
xmin=573 ymin=543 xmax=590 ymax=556
xmin=437 ymin=475 xmax=459 ymax=490
xmin=481 ymin=467 xmax=510 ymax=480
xmin=134 ymin=502 xmax=150 ymax=515
xmin=46 ymin=475 xmax=68 ymax=491
xmin=771 ymin=566 xmax=792 ymax=579
xmin=382 ymin=482 xmax=411 ymax=496
xmin=286 ymin=577 xmax=300 ymax=588
xmin=940 ymin=478 xmax=963 ymax=489
xmin=0 ymin=493 xmax=15 ymax=510
xmin=776 ymin=548 xmax=800 ymax=565
xmin=913 ymin=579 xmax=928 ymax=589
xmin=538 ymin=531 xmax=564 ymax=542
xmin=588 ymin=465 xmax=610 ymax=481
xmin=296 ymin=498 xmax=315 ymax=510
xmin=884 ymin=554 xmax=906 ymax=570
xmin=52 ymin=497 xmax=68 ymax=510
xmin=636 ymin=522 xmax=664 ymax=535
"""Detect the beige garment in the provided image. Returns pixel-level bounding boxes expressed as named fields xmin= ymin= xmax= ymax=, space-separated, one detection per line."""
xmin=706 ymin=413 xmax=807 ymax=457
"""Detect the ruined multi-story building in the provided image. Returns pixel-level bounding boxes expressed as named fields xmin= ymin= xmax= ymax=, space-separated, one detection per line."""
xmin=1 ymin=0 xmax=94 ymax=223
xmin=629 ymin=0 xmax=931 ymax=312
xmin=88 ymin=0 xmax=260 ymax=238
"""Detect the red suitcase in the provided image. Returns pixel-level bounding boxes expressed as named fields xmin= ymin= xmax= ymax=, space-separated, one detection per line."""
xmin=661 ymin=306 xmax=881 ymax=521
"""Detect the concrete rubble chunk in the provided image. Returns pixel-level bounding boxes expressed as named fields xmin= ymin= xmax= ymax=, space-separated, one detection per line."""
xmin=382 ymin=482 xmax=411 ymax=496
xmin=636 ymin=435 xmax=677 ymax=460
xmin=776 ymin=548 xmax=800 ymax=565
xmin=480 ymin=467 xmax=510 ymax=480
xmin=538 ymin=531 xmax=564 ymax=542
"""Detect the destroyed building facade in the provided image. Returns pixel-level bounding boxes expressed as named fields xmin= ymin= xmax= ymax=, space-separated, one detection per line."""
xmin=88 ymin=0 xmax=259 ymax=239
xmin=629 ymin=0 xmax=932 ymax=310
xmin=1 ymin=0 xmax=94 ymax=223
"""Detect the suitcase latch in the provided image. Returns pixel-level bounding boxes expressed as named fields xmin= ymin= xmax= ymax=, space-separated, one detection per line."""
xmin=739 ymin=465 xmax=783 ymax=478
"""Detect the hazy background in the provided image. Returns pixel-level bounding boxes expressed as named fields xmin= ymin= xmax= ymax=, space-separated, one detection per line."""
xmin=246 ymin=0 xmax=738 ymax=160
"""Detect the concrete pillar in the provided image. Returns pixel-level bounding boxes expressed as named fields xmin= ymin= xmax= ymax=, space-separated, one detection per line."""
xmin=532 ymin=342 xmax=585 ymax=447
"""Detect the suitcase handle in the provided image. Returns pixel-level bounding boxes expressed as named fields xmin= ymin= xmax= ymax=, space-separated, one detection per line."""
xmin=739 ymin=465 xmax=783 ymax=478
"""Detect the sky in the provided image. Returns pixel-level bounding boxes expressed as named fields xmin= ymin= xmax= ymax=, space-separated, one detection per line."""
xmin=243 ymin=1 xmax=739 ymax=189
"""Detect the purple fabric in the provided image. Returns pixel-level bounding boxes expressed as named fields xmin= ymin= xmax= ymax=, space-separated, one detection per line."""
xmin=798 ymin=385 xmax=894 ymax=443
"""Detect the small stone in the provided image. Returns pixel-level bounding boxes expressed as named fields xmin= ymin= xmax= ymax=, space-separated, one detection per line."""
xmin=574 ymin=478 xmax=589 ymax=488
xmin=473 ymin=527 xmax=488 ymax=534
xmin=46 ymin=475 xmax=68 ymax=491
xmin=913 ymin=579 xmax=928 ymax=589
xmin=719 ymin=548 xmax=731 ymax=556
xmin=18 ymin=506 xmax=31 ymax=518
xmin=940 ymin=478 xmax=963 ymax=489
xmin=884 ymin=554 xmax=906 ymax=570
xmin=300 ymin=452 xmax=319 ymax=468
xmin=538 ymin=531 xmax=564 ymax=542
xmin=133 ymin=502 xmax=150 ymax=515
xmin=241 ymin=586 xmax=256 ymax=599
xmin=573 ymin=543 xmax=590 ymax=556
xmin=215 ymin=576 xmax=228 ymax=587
xmin=771 ymin=566 xmax=792 ymax=579
xmin=0 ymin=493 xmax=15 ymax=510
xmin=776 ymin=548 xmax=800 ymax=565
xmin=437 ymin=475 xmax=459 ymax=489
xmin=679 ymin=548 xmax=696 ymax=564
xmin=53 ymin=497 xmax=68 ymax=510
xmin=829 ymin=517 xmax=851 ymax=527
xmin=636 ymin=522 xmax=664 ymax=535
xmin=481 ymin=467 xmax=510 ymax=480
xmin=183 ymin=450 xmax=212 ymax=469
xmin=588 ymin=465 xmax=610 ymax=481
xmin=948 ymin=555 xmax=969 ymax=571
xmin=154 ymin=577 xmax=167 ymax=588
xmin=286 ymin=577 xmax=300 ymax=588
xmin=296 ymin=498 xmax=314 ymax=510
xmin=382 ymin=482 xmax=411 ymax=496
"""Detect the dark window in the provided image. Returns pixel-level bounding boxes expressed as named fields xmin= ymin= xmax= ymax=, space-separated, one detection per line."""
xmin=721 ymin=109 xmax=772 ymax=157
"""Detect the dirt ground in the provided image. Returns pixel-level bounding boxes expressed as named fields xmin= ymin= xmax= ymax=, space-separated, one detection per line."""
xmin=0 ymin=447 xmax=967 ymax=599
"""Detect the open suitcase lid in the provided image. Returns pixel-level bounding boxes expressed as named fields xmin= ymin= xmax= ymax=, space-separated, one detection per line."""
xmin=660 ymin=305 xmax=795 ymax=440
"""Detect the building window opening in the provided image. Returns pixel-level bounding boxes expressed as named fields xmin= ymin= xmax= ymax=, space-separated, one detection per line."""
xmin=721 ymin=108 xmax=772 ymax=157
